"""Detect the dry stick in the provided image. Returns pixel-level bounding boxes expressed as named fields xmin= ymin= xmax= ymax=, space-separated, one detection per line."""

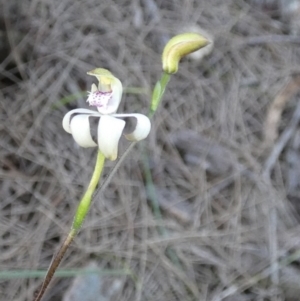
xmin=263 ymin=99 xmax=300 ymax=180
xmin=263 ymin=76 xmax=300 ymax=148
xmin=240 ymin=35 xmax=300 ymax=46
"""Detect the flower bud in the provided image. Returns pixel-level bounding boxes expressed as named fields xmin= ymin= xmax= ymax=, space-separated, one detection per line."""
xmin=162 ymin=33 xmax=210 ymax=74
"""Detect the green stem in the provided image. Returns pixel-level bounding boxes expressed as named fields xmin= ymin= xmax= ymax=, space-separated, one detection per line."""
xmin=33 ymin=151 xmax=105 ymax=301
xmin=72 ymin=151 xmax=106 ymax=231
xmin=145 ymin=73 xmax=181 ymax=266
xmin=149 ymin=72 xmax=170 ymax=118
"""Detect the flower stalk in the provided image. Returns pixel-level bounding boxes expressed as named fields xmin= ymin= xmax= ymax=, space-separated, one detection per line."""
xmin=72 ymin=151 xmax=106 ymax=231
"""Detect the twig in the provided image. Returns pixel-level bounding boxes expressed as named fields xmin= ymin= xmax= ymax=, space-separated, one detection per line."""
xmin=239 ymin=35 xmax=300 ymax=46
xmin=264 ymin=76 xmax=300 ymax=147
xmin=263 ymin=99 xmax=300 ymax=180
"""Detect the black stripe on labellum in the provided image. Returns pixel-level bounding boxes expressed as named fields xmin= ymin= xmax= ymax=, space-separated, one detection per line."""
xmin=69 ymin=113 xmax=81 ymax=123
xmin=122 ymin=116 xmax=137 ymax=135
xmin=88 ymin=115 xmax=100 ymax=145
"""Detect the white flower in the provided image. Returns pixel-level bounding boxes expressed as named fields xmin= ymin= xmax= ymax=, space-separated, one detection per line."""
xmin=62 ymin=69 xmax=151 ymax=161
xmin=63 ymin=109 xmax=151 ymax=160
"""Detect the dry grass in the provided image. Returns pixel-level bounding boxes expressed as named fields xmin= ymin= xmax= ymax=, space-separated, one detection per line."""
xmin=1 ymin=0 xmax=300 ymax=300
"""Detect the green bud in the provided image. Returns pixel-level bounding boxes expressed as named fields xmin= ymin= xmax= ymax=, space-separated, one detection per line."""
xmin=162 ymin=33 xmax=210 ymax=74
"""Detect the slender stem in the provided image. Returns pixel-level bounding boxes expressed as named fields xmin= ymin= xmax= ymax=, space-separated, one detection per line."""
xmin=33 ymin=230 xmax=76 ymax=301
xmin=72 ymin=151 xmax=106 ymax=231
xmin=33 ymin=151 xmax=105 ymax=301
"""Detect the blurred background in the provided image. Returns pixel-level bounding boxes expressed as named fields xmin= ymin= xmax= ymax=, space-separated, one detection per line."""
xmin=1 ymin=0 xmax=300 ymax=300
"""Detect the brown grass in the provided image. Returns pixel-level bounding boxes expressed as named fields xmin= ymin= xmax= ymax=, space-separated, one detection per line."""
xmin=1 ymin=0 xmax=300 ymax=300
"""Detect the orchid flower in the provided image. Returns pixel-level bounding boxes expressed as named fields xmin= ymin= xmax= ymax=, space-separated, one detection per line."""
xmin=62 ymin=68 xmax=151 ymax=161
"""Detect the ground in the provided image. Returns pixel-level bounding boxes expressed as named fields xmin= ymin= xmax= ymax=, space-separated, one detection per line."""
xmin=1 ymin=1 xmax=300 ymax=300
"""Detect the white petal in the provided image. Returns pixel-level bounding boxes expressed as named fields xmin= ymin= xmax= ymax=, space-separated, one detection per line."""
xmin=98 ymin=115 xmax=125 ymax=161
xmin=62 ymin=108 xmax=99 ymax=133
xmin=115 ymin=113 xmax=151 ymax=141
xmin=70 ymin=115 xmax=98 ymax=148
xmin=110 ymin=77 xmax=123 ymax=112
